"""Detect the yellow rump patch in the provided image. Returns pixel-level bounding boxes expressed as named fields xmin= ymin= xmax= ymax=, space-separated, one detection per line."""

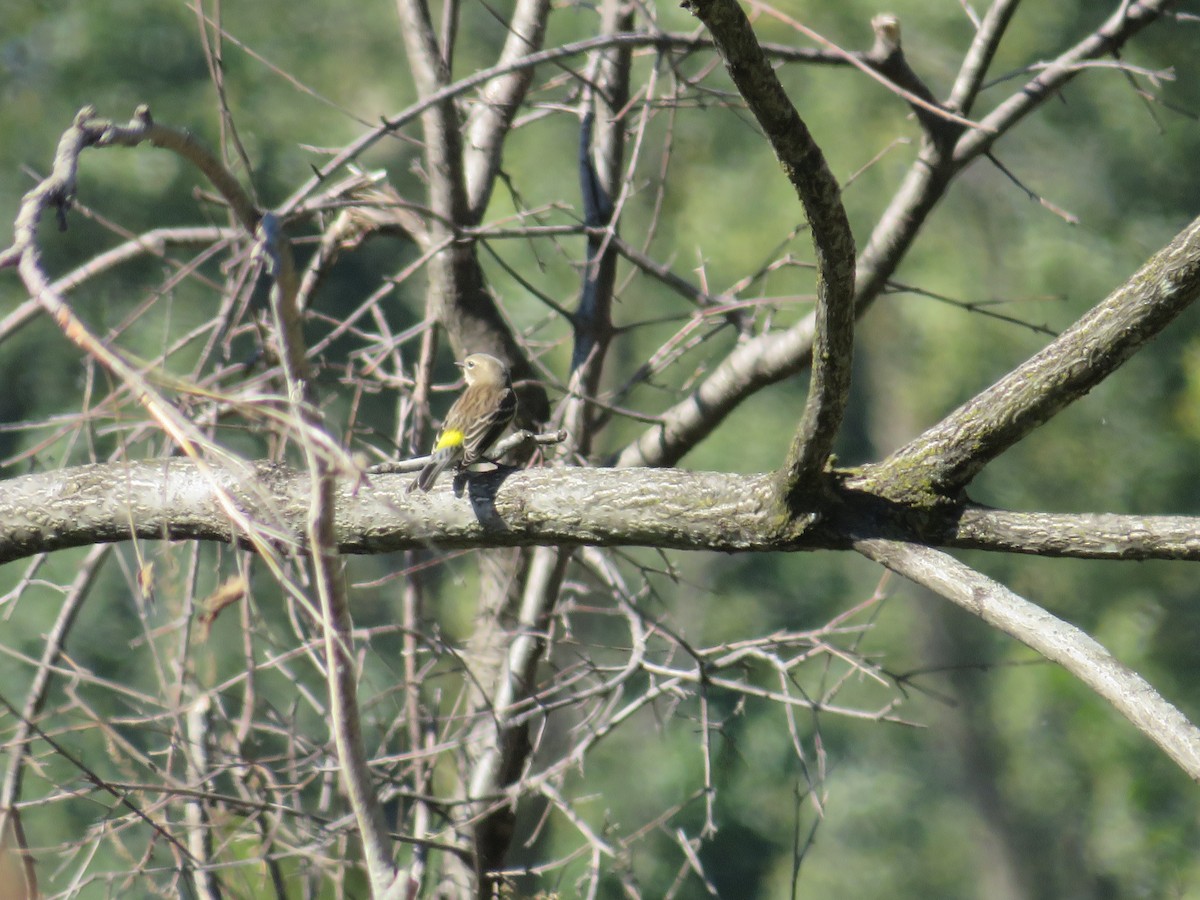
xmin=434 ymin=429 xmax=465 ymax=451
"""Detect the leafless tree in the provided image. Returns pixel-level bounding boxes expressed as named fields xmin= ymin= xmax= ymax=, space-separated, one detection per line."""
xmin=1 ymin=1 xmax=1197 ymax=897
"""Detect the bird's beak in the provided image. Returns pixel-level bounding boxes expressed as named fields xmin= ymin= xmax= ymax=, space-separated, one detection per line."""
xmin=454 ymin=361 xmax=466 ymax=369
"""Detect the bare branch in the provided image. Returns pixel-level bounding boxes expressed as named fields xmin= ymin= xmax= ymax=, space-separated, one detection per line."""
xmin=683 ymin=0 xmax=855 ymax=497
xmin=310 ymin=467 xmax=401 ymax=894
xmin=463 ymin=0 xmax=553 ymax=218
xmin=947 ymin=0 xmax=1024 ymax=114
xmin=958 ymin=0 xmax=1176 ymax=163
xmin=948 ymin=506 xmax=1200 ymax=560
xmin=0 ymin=546 xmax=108 ymax=847
xmin=0 ymin=461 xmax=797 ymax=561
xmin=616 ymin=0 xmax=1174 ymax=469
xmin=855 ymin=539 xmax=1200 ymax=782
xmin=878 ymin=211 xmax=1200 ymax=498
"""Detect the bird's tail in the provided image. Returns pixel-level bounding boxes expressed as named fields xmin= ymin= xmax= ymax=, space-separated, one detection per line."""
xmin=407 ymin=447 xmax=458 ymax=493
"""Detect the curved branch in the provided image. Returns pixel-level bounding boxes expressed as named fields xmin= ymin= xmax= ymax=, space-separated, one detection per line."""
xmin=94 ymin=106 xmax=260 ymax=232
xmin=616 ymin=0 xmax=1174 ymax=469
xmin=855 ymin=538 xmax=1200 ymax=782
xmin=682 ymin=0 xmax=855 ymax=497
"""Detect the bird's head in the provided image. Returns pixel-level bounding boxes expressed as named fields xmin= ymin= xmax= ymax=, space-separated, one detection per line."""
xmin=458 ymin=352 xmax=510 ymax=387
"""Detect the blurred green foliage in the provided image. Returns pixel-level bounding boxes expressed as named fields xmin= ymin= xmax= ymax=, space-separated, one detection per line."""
xmin=3 ymin=0 xmax=1200 ymax=897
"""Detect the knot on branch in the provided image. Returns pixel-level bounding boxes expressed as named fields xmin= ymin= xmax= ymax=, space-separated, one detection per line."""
xmin=862 ymin=14 xmax=962 ymax=147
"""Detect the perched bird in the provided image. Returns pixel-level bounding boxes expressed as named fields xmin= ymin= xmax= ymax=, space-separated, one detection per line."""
xmin=407 ymin=352 xmax=517 ymax=493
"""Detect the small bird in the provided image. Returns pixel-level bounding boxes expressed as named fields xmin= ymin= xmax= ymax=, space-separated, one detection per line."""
xmin=407 ymin=352 xmax=517 ymax=493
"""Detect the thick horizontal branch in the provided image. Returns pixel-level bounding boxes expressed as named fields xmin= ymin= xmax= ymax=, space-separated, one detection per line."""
xmin=5 ymin=461 xmax=1200 ymax=565
xmin=0 ymin=461 xmax=797 ymax=563
xmin=951 ymin=506 xmax=1200 ymax=561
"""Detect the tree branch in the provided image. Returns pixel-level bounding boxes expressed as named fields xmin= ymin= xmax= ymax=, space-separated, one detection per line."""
xmin=264 ymin=213 xmax=402 ymax=895
xmin=949 ymin=506 xmax=1200 ymax=560
xmin=0 ymin=461 xmax=797 ymax=562
xmin=12 ymin=460 xmax=1200 ymax=565
xmin=946 ymin=0 xmax=1023 ymax=115
xmin=878 ymin=211 xmax=1200 ymax=499
xmin=956 ymin=0 xmax=1174 ymax=163
xmin=616 ymin=1 xmax=1174 ymax=469
xmin=462 ymin=0 xmax=553 ymax=218
xmin=310 ymin=467 xmax=401 ymax=895
xmin=683 ymin=0 xmax=856 ymax=499
xmin=854 ymin=538 xmax=1200 ymax=782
